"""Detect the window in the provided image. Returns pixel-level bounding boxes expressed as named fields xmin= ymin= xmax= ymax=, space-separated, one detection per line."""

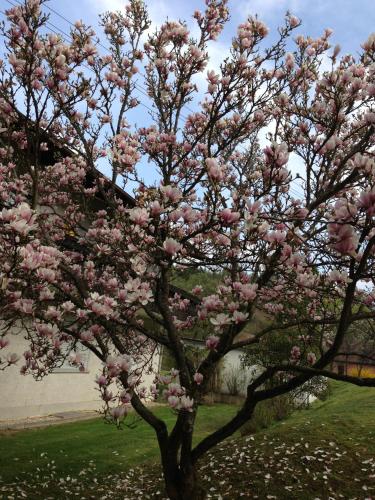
xmin=337 ymin=364 xmax=345 ymax=376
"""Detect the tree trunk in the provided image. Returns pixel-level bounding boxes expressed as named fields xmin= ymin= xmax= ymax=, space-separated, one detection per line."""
xmin=163 ymin=462 xmax=206 ymax=500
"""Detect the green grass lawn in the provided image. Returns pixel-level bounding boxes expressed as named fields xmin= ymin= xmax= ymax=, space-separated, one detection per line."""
xmin=267 ymin=380 xmax=375 ymax=445
xmin=203 ymin=382 xmax=375 ymax=499
xmin=0 ymin=404 xmax=238 ymax=485
xmin=0 ymin=383 xmax=374 ymax=499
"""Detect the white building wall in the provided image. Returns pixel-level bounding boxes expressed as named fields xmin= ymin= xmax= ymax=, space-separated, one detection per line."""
xmin=220 ymin=349 xmax=260 ymax=396
xmin=0 ymin=334 xmax=160 ymax=420
xmin=183 ymin=339 xmax=258 ymax=396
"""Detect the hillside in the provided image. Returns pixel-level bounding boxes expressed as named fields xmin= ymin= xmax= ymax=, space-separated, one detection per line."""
xmin=120 ymin=381 xmax=375 ymax=499
xmin=196 ymin=381 xmax=375 ymax=499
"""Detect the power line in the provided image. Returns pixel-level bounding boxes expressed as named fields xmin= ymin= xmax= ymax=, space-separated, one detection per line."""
xmin=3 ymin=0 xmax=157 ymax=115
xmin=41 ymin=0 xmax=192 ymax=119
xmin=43 ymin=0 xmax=304 ymax=198
xmin=1 ymin=0 xmax=304 ymax=198
xmin=43 ymin=1 xmax=197 ymax=118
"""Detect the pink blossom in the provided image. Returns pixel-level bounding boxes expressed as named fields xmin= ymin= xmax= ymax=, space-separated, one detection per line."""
xmin=219 ymin=208 xmax=240 ymax=225
xmin=61 ymin=301 xmax=75 ymax=313
xmin=205 ymin=335 xmax=220 ymax=350
xmin=362 ymin=33 xmax=375 ymax=52
xmin=216 ymin=234 xmax=231 ymax=246
xmin=39 ymin=288 xmax=55 ymax=301
xmin=358 ymin=189 xmax=375 ymax=216
xmin=206 ymin=158 xmax=224 ymax=181
xmin=1 ymin=203 xmax=37 ymax=236
xmin=202 ymin=295 xmax=222 ymax=311
xmin=328 ymin=223 xmax=359 ymax=255
xmin=9 ymin=218 xmax=33 ymax=235
xmin=333 ymin=199 xmax=357 ymax=221
xmin=285 ymin=52 xmax=295 ymax=70
xmin=232 ymin=311 xmax=249 ymax=324
xmin=117 ymin=354 xmax=132 ymax=372
xmin=150 ymin=200 xmax=163 ymax=216
xmin=36 ymin=268 xmax=56 ymax=283
xmin=258 ymin=221 xmax=270 ymax=234
xmin=246 ymin=200 xmax=261 ymax=214
xmin=24 ymin=350 xmax=33 ymax=360
xmin=179 ymin=395 xmax=194 ymax=412
xmin=96 ymin=375 xmax=108 ymax=386
xmin=110 ymin=406 xmax=127 ymax=420
xmin=69 ymin=352 xmax=83 ymax=367
xmin=264 ymin=142 xmax=289 ymax=167
xmin=167 ymin=395 xmax=180 ymax=409
xmin=101 ymin=114 xmax=111 ymax=124
xmin=120 ymin=390 xmax=132 ymax=404
xmin=189 ymin=45 xmax=204 ymax=60
xmin=181 ymin=206 xmax=198 ymax=224
xmin=166 ymin=383 xmax=184 ymax=397
xmin=0 ymin=337 xmax=10 ymax=349
xmin=327 ymin=270 xmax=351 ymax=284
xmin=129 ymin=207 xmax=150 ymax=226
xmin=307 ymin=352 xmax=317 ymax=365
xmin=35 ymin=322 xmax=58 ymax=338
xmin=289 ymin=15 xmax=300 ymax=27
xmin=80 ymin=330 xmax=94 ymax=342
xmin=265 ymin=230 xmax=287 ymax=245
xmin=7 ymin=352 xmax=19 ymax=364
xmin=290 ymin=346 xmax=301 ymax=361
xmin=85 ymin=293 xmax=117 ymax=318
xmin=13 ymin=298 xmax=34 ymax=315
xmin=364 ymin=112 xmax=375 ymax=125
xmin=163 ymin=238 xmax=182 ymax=256
xmin=207 ymin=70 xmax=219 ymax=85
xmin=160 ymin=185 xmax=182 ymax=203
xmin=168 ymin=210 xmax=182 ymax=223
xmin=193 ymin=372 xmax=204 ymax=385
xmin=45 ymin=306 xmax=62 ymax=322
xmin=237 ymin=283 xmax=258 ymax=302
xmin=210 ymin=313 xmax=231 ymax=328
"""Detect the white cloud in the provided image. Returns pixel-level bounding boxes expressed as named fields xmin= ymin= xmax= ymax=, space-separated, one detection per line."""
xmin=87 ymin=0 xmax=177 ymax=27
xmin=235 ymin=0 xmax=301 ymax=19
xmin=318 ymin=53 xmax=333 ymax=73
xmin=87 ymin=0 xmax=123 ymax=13
xmin=145 ymin=0 xmax=171 ymax=29
xmin=191 ymin=39 xmax=231 ymax=98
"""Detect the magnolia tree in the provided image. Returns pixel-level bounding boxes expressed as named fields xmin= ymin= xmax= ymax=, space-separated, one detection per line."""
xmin=1 ymin=0 xmax=375 ymax=497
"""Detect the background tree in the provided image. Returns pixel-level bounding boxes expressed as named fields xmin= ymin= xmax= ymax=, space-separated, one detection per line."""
xmin=0 ymin=0 xmax=375 ymax=498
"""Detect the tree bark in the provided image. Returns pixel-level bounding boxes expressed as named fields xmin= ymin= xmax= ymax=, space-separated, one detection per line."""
xmin=163 ymin=461 xmax=206 ymax=500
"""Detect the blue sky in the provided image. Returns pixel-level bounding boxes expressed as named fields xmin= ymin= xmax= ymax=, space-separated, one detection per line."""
xmin=1 ymin=0 xmax=374 ymax=191
xmin=37 ymin=0 xmax=375 ymax=56
xmin=1 ymin=0 xmax=374 ymax=113
xmin=1 ymin=0 xmax=372 ymax=62
xmin=11 ymin=0 xmax=372 ymax=116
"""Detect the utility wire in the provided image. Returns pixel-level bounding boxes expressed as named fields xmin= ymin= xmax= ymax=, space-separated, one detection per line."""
xmin=42 ymin=0 xmax=306 ymax=198
xmin=3 ymin=0 xmax=157 ymax=115
xmin=1 ymin=0 xmax=304 ymax=198
xmin=43 ymin=1 xmax=197 ymax=117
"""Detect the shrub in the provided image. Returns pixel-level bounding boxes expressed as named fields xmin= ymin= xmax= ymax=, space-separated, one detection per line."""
xmin=240 ymin=395 xmax=294 ymax=436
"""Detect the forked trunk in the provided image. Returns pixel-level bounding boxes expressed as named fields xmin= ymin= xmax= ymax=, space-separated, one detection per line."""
xmin=164 ymin=462 xmax=206 ymax=500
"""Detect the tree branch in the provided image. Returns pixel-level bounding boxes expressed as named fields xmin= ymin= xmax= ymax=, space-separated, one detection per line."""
xmin=271 ymin=364 xmax=375 ymax=387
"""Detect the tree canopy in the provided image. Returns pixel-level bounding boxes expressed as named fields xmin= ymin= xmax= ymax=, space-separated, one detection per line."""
xmin=0 ymin=1 xmax=375 ymax=497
